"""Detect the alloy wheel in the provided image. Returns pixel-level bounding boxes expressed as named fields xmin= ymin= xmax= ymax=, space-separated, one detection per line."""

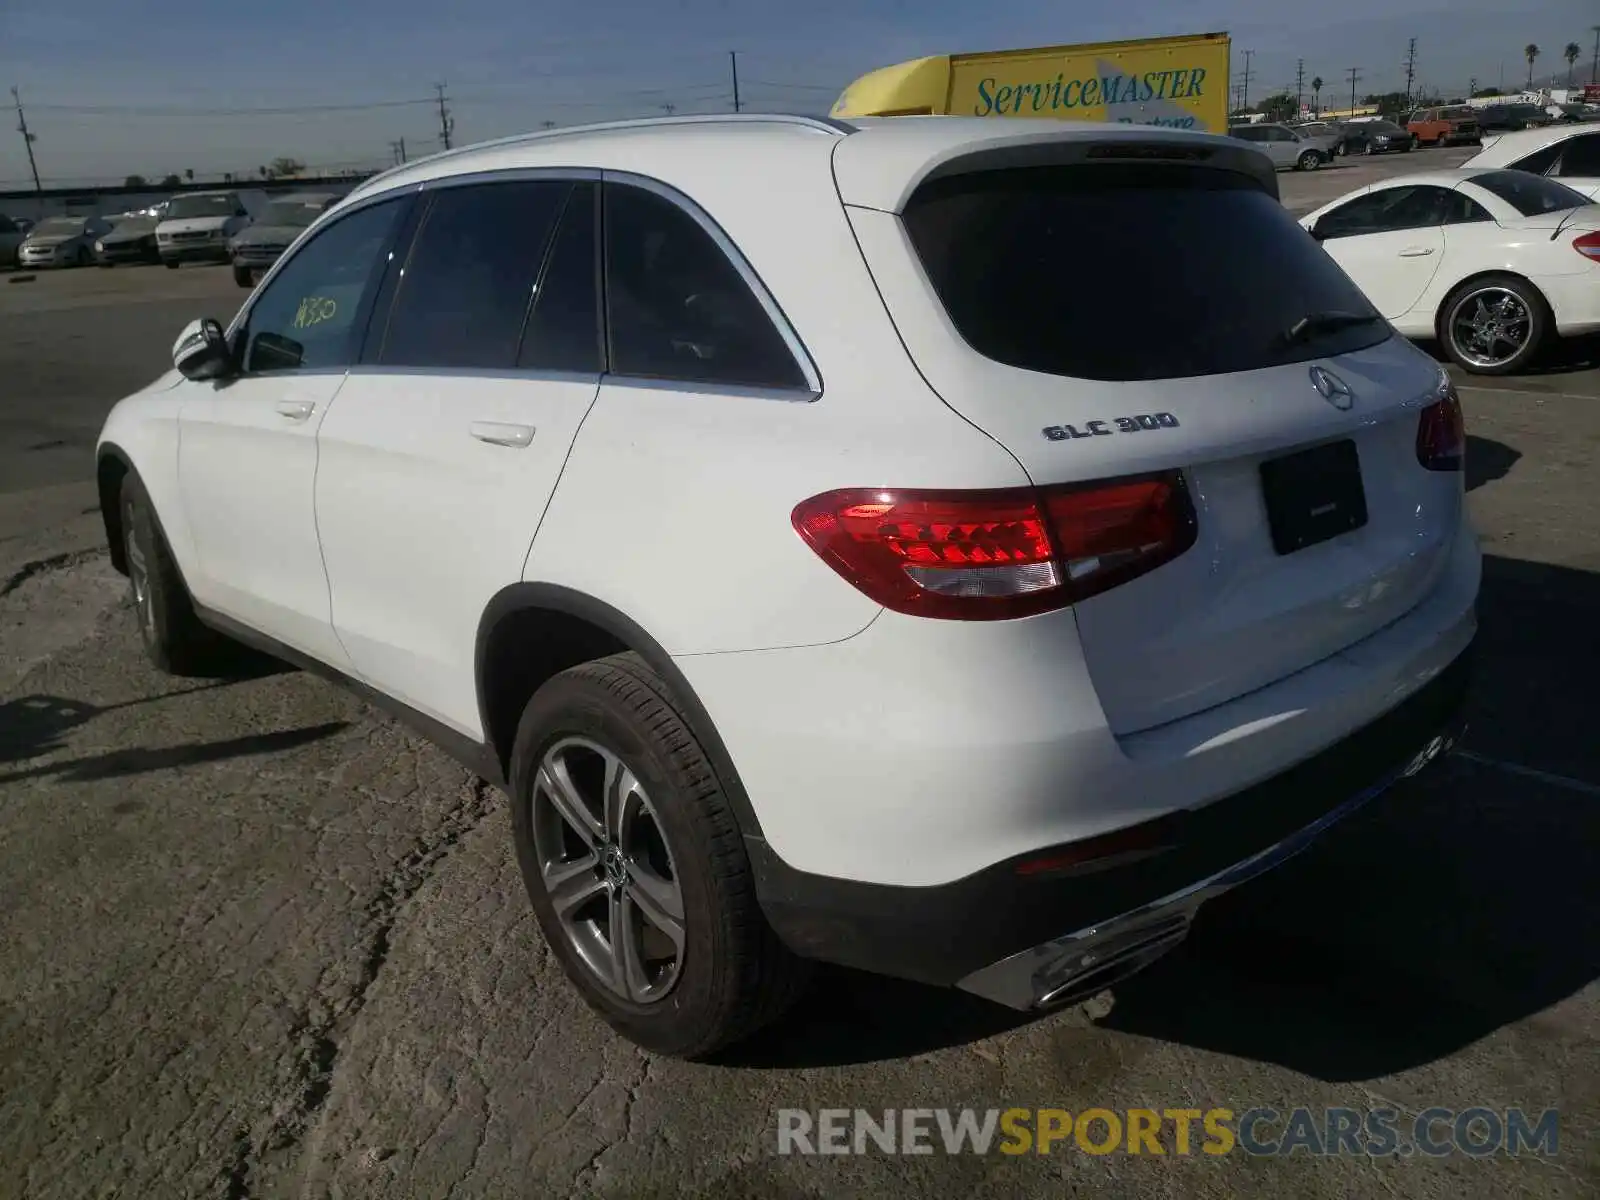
xmin=531 ymin=736 xmax=686 ymax=1004
xmin=124 ymin=504 xmax=154 ymax=639
xmin=1448 ymin=288 xmax=1533 ymax=370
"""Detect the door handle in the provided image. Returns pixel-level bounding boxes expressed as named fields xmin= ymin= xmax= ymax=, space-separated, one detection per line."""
xmin=275 ymin=400 xmax=315 ymax=420
xmin=469 ymin=421 xmax=536 ymax=448
xmin=1397 ymin=247 xmax=1435 ymax=257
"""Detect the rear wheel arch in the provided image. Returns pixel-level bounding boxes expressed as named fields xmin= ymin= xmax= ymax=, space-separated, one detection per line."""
xmin=1432 ymin=269 xmax=1550 ymax=339
xmin=97 ymin=446 xmax=133 ymax=574
xmin=475 ymin=584 xmax=768 ymax=843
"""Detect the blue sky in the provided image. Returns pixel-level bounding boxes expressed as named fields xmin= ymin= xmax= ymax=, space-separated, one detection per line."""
xmin=2 ymin=0 xmax=1597 ymax=186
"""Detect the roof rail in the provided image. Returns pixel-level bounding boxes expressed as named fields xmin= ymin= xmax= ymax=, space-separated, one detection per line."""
xmin=350 ymin=112 xmax=856 ymax=197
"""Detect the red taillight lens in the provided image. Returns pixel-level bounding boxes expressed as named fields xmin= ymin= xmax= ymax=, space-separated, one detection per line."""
xmin=1416 ymin=384 xmax=1465 ymax=472
xmin=1573 ymin=231 xmax=1600 ymax=262
xmin=791 ymin=472 xmax=1197 ymax=620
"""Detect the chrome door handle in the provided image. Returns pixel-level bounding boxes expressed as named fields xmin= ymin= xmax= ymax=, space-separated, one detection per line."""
xmin=1397 ymin=247 xmax=1435 ymax=257
xmin=469 ymin=421 xmax=536 ymax=448
xmin=275 ymin=400 xmax=315 ymax=420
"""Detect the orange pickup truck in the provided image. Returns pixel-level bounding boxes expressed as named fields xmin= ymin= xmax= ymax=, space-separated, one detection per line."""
xmin=1406 ymin=105 xmax=1482 ymax=146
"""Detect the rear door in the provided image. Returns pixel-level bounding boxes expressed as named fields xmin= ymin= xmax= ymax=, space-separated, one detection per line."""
xmin=1311 ymin=185 xmax=1449 ymax=319
xmin=846 ymin=155 xmax=1457 ymax=735
xmin=314 ymin=175 xmax=603 ymax=737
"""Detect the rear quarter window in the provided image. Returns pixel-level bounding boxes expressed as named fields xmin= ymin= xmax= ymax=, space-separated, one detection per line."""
xmin=902 ymin=162 xmax=1388 ymax=382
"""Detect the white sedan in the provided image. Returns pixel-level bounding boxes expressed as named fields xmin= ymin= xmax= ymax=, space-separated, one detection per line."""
xmin=1301 ymin=167 xmax=1600 ymax=374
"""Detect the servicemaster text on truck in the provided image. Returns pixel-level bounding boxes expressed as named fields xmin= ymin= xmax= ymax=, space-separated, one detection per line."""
xmin=831 ymin=32 xmax=1232 ymax=134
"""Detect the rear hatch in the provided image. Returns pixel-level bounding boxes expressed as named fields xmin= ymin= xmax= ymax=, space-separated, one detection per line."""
xmin=841 ymin=141 xmax=1461 ymax=735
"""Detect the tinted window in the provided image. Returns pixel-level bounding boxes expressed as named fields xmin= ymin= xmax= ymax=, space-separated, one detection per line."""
xmin=1264 ymin=126 xmax=1294 ymax=142
xmin=1472 ymin=169 xmax=1588 ymax=215
xmin=375 ymin=181 xmax=568 ymax=369
xmin=517 ymin=183 xmax=601 ymax=373
xmin=1442 ymin=191 xmax=1493 ymax=224
xmin=1558 ymin=133 xmax=1600 ymax=177
xmin=243 ymin=197 xmax=404 ymax=374
xmin=1320 ymin=186 xmax=1449 ymax=236
xmin=1510 ymin=143 xmax=1564 ymax=176
xmin=1231 ymin=126 xmax=1263 ymax=141
xmin=903 ymin=163 xmax=1385 ymax=383
xmin=603 ymin=183 xmax=807 ymax=389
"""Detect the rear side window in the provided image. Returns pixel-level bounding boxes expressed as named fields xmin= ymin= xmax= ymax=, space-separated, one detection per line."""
xmin=603 ymin=183 xmax=808 ymax=390
xmin=375 ymin=180 xmax=569 ymax=369
xmin=1557 ymin=133 xmax=1600 ymax=177
xmin=1472 ymin=169 xmax=1587 ymax=215
xmin=903 ymin=163 xmax=1386 ymax=382
xmin=1510 ymin=143 xmax=1564 ymax=176
xmin=517 ymin=183 xmax=602 ymax=373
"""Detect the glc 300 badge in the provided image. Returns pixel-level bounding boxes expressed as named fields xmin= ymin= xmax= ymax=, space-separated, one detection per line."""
xmin=1042 ymin=412 xmax=1181 ymax=441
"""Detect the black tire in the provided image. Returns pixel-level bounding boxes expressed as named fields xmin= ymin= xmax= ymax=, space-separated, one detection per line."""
xmin=164 ymin=259 xmax=179 ymax=270
xmin=98 ymin=261 xmax=113 ymax=269
xmin=1296 ymin=150 xmax=1321 ymax=171
xmin=1363 ymin=141 xmax=1377 ymax=155
xmin=119 ymin=473 xmax=223 ymax=675
xmin=1436 ymin=274 xmax=1551 ymax=376
xmin=232 ymin=265 xmax=254 ymax=288
xmin=509 ymin=652 xmax=809 ymax=1058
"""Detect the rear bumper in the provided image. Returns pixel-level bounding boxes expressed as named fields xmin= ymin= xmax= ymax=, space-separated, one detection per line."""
xmin=753 ymin=643 xmax=1472 ymax=1000
xmin=159 ymin=243 xmax=229 ymax=263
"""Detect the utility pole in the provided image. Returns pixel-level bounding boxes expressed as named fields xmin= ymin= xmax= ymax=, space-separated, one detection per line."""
xmin=1469 ymin=76 xmax=1478 ymax=98
xmin=9 ymin=86 xmax=42 ymax=197
xmin=729 ymin=50 xmax=741 ymax=113
xmin=1241 ymin=49 xmax=1254 ymax=111
xmin=1347 ymin=67 xmax=1362 ymax=113
xmin=389 ymin=138 xmax=407 ymax=165
xmin=1403 ymin=37 xmax=1418 ymax=105
xmin=1591 ymin=26 xmax=1599 ymax=84
xmin=434 ymin=83 xmax=453 ymax=150
xmin=1295 ymin=58 xmax=1305 ymax=115
xmin=660 ymin=102 xmax=676 ymax=116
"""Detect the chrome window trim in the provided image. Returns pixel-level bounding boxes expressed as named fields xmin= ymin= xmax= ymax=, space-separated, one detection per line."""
xmin=345 ymin=364 xmax=600 ymax=387
xmin=227 ymin=183 xmax=423 ymax=342
xmin=601 ymin=168 xmax=822 ymax=400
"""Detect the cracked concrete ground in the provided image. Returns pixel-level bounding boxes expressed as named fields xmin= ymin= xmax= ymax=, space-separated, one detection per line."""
xmin=2 ymin=204 xmax=1598 ymax=1198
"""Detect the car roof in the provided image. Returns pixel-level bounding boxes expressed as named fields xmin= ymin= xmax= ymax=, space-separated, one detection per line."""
xmin=1355 ymin=167 xmax=1518 ymax=188
xmin=1467 ymin=124 xmax=1590 ymax=165
xmin=342 ymin=111 xmax=1278 ymax=217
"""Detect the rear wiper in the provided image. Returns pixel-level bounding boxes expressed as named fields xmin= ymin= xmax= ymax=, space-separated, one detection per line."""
xmin=1277 ymin=311 xmax=1386 ymax=347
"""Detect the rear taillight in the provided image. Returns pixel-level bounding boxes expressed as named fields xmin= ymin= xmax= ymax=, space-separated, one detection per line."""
xmin=1416 ymin=381 xmax=1465 ymax=472
xmin=791 ymin=472 xmax=1197 ymax=620
xmin=1573 ymin=231 xmax=1600 ymax=262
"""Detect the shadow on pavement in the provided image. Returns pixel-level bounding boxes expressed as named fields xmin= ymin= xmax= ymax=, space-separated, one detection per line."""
xmin=0 ymin=659 xmax=290 ymax=767
xmin=0 ymin=721 xmax=350 ymax=785
xmin=729 ymin=554 xmax=1599 ymax=1076
xmin=1465 ymin=434 xmax=1519 ymax=492
xmin=1098 ymin=553 xmax=1600 ymax=1080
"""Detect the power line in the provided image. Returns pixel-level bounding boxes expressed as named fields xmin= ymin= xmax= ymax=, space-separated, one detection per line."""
xmin=10 ymin=86 xmax=42 ymax=196
xmin=30 ymin=97 xmax=437 ymax=116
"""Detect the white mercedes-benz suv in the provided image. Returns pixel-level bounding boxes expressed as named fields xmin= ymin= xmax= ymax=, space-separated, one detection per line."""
xmin=95 ymin=114 xmax=1478 ymax=1058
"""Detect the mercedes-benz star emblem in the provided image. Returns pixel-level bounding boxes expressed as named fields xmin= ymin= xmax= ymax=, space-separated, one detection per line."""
xmin=1309 ymin=365 xmax=1355 ymax=411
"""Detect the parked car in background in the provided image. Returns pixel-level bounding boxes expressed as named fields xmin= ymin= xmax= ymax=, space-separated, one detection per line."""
xmin=1227 ymin=121 xmax=1338 ymax=169
xmin=1463 ymin=124 xmax=1600 ymax=200
xmin=1477 ymin=104 xmax=1555 ymax=134
xmin=1302 ymin=168 xmax=1600 ymax=374
xmin=155 ymin=189 xmax=267 ymax=268
xmin=94 ymin=215 xmax=162 ymax=266
xmin=0 ymin=213 xmax=24 ymax=266
xmin=1407 ymin=106 xmax=1482 ymax=146
xmin=228 ymin=192 xmax=341 ymax=287
xmin=1339 ymin=120 xmax=1415 ymax=155
xmin=1290 ymin=120 xmax=1352 ymax=154
xmin=18 ymin=215 xmax=113 ymax=268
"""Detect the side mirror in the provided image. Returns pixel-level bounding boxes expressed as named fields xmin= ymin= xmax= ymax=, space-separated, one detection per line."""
xmin=172 ymin=317 xmax=233 ymax=381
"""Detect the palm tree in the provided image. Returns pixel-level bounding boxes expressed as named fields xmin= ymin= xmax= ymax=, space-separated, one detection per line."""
xmin=1525 ymin=43 xmax=1540 ymax=89
xmin=1565 ymin=42 xmax=1582 ymax=86
xmin=1311 ymin=75 xmax=1323 ymax=115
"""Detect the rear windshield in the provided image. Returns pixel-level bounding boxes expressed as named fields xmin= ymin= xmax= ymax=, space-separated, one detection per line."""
xmin=902 ymin=163 xmax=1388 ymax=382
xmin=1472 ymin=169 xmax=1588 ymax=215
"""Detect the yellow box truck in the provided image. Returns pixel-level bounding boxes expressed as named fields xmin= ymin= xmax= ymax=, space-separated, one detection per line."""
xmin=830 ymin=32 xmax=1232 ymax=134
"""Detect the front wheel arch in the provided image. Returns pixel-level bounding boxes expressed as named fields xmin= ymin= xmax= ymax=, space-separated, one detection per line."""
xmin=97 ymin=447 xmax=133 ymax=574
